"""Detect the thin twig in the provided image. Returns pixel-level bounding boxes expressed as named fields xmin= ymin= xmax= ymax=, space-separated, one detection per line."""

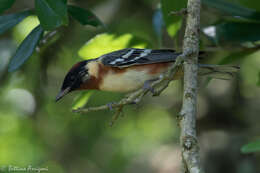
xmin=169 ymin=8 xmax=188 ymax=16
xmin=36 ymin=30 xmax=58 ymax=52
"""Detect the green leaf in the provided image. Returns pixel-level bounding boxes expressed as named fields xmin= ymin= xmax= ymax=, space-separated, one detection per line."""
xmin=202 ymin=0 xmax=260 ymax=22
xmin=35 ymin=0 xmax=68 ymax=30
xmin=72 ymin=92 xmax=93 ymax=110
xmin=8 ymin=25 xmax=44 ymax=72
xmin=78 ymin=33 xmax=148 ymax=59
xmin=239 ymin=0 xmax=260 ymax=12
xmin=0 ymin=10 xmax=31 ymax=35
xmin=0 ymin=0 xmax=16 ymax=14
xmin=68 ymin=5 xmax=103 ymax=27
xmin=12 ymin=15 xmax=40 ymax=44
xmin=241 ymin=140 xmax=260 ymax=153
xmin=161 ymin=0 xmax=187 ymax=37
xmin=203 ymin=22 xmax=260 ymax=45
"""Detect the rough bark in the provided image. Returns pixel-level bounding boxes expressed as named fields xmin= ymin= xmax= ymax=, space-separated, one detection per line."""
xmin=179 ymin=0 xmax=202 ymax=172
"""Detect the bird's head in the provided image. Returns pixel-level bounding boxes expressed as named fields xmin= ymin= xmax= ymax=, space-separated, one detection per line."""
xmin=55 ymin=60 xmax=91 ymax=102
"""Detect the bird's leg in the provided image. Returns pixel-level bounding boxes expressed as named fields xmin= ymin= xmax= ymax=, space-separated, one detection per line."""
xmin=107 ymin=102 xmax=117 ymax=111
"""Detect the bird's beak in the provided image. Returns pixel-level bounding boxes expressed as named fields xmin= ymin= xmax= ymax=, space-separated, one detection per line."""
xmin=55 ymin=87 xmax=71 ymax=102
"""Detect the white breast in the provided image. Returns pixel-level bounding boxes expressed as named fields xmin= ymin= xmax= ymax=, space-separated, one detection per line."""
xmin=99 ymin=69 xmax=157 ymax=92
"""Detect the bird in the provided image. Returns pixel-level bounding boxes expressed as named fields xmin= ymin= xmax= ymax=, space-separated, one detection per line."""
xmin=55 ymin=48 xmax=239 ymax=101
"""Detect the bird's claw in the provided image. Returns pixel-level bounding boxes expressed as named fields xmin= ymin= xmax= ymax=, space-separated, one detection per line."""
xmin=143 ymin=78 xmax=160 ymax=96
xmin=107 ymin=102 xmax=116 ymax=111
xmin=143 ymin=80 xmax=155 ymax=94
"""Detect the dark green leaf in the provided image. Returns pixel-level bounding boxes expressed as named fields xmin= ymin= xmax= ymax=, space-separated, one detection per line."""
xmin=0 ymin=10 xmax=31 ymax=35
xmin=239 ymin=0 xmax=260 ymax=12
xmin=8 ymin=25 xmax=44 ymax=72
xmin=202 ymin=0 xmax=260 ymax=22
xmin=161 ymin=0 xmax=187 ymax=37
xmin=68 ymin=5 xmax=103 ymax=27
xmin=241 ymin=140 xmax=260 ymax=153
xmin=203 ymin=22 xmax=260 ymax=45
xmin=35 ymin=0 xmax=68 ymax=30
xmin=0 ymin=0 xmax=16 ymax=14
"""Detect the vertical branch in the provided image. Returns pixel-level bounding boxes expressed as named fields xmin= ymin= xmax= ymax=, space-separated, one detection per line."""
xmin=179 ymin=0 xmax=202 ymax=173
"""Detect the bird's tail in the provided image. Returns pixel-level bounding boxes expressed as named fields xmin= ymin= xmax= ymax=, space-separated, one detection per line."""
xmin=198 ymin=64 xmax=240 ymax=80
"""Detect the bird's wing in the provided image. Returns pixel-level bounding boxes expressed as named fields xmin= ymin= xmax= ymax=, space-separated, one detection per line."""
xmin=100 ymin=48 xmax=180 ymax=68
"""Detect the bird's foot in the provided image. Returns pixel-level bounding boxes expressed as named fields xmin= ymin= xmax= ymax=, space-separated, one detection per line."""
xmin=107 ymin=102 xmax=117 ymax=111
xmin=143 ymin=78 xmax=159 ymax=96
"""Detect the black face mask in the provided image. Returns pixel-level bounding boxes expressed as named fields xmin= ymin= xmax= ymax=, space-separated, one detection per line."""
xmin=56 ymin=60 xmax=88 ymax=101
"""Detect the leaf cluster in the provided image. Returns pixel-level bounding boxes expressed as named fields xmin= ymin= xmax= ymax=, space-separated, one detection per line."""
xmin=0 ymin=0 xmax=103 ymax=72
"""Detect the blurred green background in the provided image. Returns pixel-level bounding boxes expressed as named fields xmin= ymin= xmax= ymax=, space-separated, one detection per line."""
xmin=0 ymin=0 xmax=260 ymax=172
